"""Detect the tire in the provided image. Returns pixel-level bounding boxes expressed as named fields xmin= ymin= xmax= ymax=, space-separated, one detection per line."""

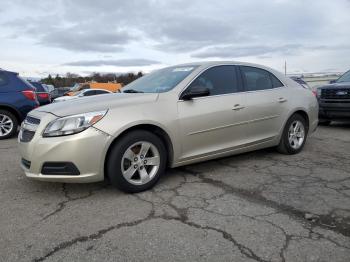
xmin=277 ymin=114 xmax=308 ymax=155
xmin=319 ymin=120 xmax=331 ymax=126
xmin=106 ymin=130 xmax=167 ymax=193
xmin=0 ymin=110 xmax=18 ymax=140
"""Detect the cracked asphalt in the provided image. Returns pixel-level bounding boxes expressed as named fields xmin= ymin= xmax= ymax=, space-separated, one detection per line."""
xmin=0 ymin=123 xmax=349 ymax=262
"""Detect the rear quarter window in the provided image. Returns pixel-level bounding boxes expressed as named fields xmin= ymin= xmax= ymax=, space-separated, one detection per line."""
xmin=18 ymin=76 xmax=36 ymax=90
xmin=270 ymin=74 xmax=284 ymax=88
xmin=0 ymin=73 xmax=8 ymax=86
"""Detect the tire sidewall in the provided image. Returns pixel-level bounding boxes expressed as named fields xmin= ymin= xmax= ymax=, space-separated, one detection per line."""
xmin=106 ymin=130 xmax=167 ymax=193
xmin=0 ymin=110 xmax=18 ymax=140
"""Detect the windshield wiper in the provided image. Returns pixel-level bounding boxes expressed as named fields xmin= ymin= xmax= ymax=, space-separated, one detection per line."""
xmin=123 ymin=89 xmax=144 ymax=93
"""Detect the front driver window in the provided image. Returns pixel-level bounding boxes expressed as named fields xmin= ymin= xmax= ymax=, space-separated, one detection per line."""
xmin=188 ymin=65 xmax=239 ymax=96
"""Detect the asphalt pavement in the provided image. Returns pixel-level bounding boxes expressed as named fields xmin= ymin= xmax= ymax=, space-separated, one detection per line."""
xmin=0 ymin=123 xmax=349 ymax=262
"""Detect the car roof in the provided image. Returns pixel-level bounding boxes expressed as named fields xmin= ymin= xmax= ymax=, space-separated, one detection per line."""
xmin=83 ymin=88 xmax=112 ymax=93
xmin=172 ymin=61 xmax=284 ymax=76
xmin=0 ymin=68 xmax=18 ymax=74
xmin=174 ymin=60 xmax=273 ymax=68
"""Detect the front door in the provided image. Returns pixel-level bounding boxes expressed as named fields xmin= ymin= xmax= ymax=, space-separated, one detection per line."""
xmin=177 ymin=65 xmax=247 ymax=161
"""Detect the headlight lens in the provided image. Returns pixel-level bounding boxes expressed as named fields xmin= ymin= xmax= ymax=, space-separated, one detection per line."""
xmin=43 ymin=110 xmax=107 ymax=137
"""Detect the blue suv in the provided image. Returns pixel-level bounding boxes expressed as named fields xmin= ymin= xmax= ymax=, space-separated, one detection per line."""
xmin=0 ymin=69 xmax=39 ymax=139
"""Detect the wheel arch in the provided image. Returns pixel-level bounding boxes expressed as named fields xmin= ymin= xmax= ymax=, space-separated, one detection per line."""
xmin=0 ymin=104 xmax=22 ymax=123
xmin=103 ymin=123 xmax=175 ymax=178
xmin=290 ymin=109 xmax=310 ymax=130
xmin=277 ymin=108 xmax=310 ymax=142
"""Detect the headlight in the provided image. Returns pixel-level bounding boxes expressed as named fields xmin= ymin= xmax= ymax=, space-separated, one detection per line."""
xmin=43 ymin=110 xmax=107 ymax=137
xmin=316 ymin=88 xmax=322 ymax=97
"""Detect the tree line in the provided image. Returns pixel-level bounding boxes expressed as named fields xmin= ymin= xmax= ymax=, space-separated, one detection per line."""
xmin=41 ymin=72 xmax=144 ymax=88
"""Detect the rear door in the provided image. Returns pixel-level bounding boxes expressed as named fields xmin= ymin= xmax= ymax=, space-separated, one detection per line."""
xmin=177 ymin=65 xmax=247 ymax=161
xmin=239 ymin=66 xmax=289 ymax=144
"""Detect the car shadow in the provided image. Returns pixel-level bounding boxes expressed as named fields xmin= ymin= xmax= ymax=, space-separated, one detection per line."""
xmin=328 ymin=121 xmax=350 ymax=128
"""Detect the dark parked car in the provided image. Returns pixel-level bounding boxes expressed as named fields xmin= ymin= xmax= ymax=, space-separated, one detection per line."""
xmin=0 ymin=69 xmax=39 ymax=139
xmin=29 ymin=81 xmax=51 ymax=106
xmin=316 ymin=70 xmax=350 ymax=125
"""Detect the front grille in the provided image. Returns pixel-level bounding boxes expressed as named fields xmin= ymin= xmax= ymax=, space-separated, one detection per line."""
xmin=20 ymin=115 xmax=40 ymax=142
xmin=21 ymin=158 xmax=31 ymax=169
xmin=321 ymin=89 xmax=350 ymax=100
xmin=25 ymin=116 xmax=41 ymax=125
xmin=20 ymin=129 xmax=35 ymax=142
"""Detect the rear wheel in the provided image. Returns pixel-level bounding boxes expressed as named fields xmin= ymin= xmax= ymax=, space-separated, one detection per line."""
xmin=106 ymin=130 xmax=167 ymax=193
xmin=277 ymin=114 xmax=308 ymax=154
xmin=0 ymin=110 xmax=18 ymax=140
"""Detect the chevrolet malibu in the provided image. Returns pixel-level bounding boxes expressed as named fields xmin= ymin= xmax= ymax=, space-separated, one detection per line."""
xmin=18 ymin=62 xmax=318 ymax=192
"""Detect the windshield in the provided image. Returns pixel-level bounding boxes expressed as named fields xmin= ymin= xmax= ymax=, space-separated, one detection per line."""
xmin=122 ymin=65 xmax=198 ymax=93
xmin=337 ymin=70 xmax=350 ymax=83
xmin=70 ymin=83 xmax=80 ymax=92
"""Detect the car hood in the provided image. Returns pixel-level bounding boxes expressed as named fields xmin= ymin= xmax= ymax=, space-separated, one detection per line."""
xmin=35 ymin=93 xmax=159 ymax=117
xmin=318 ymin=82 xmax=350 ymax=89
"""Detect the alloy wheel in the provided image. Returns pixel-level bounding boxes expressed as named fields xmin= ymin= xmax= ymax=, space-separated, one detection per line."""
xmin=288 ymin=120 xmax=305 ymax=150
xmin=0 ymin=114 xmax=14 ymax=137
xmin=121 ymin=141 xmax=160 ymax=185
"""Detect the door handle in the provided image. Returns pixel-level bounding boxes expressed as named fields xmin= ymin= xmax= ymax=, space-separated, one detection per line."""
xmin=232 ymin=104 xmax=245 ymax=111
xmin=278 ymin=97 xmax=287 ymax=103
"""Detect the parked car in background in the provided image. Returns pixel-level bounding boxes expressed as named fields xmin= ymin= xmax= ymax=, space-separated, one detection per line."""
xmin=53 ymin=89 xmax=112 ymax=102
xmin=43 ymin=84 xmax=55 ymax=93
xmin=50 ymin=87 xmax=70 ymax=100
xmin=315 ymin=70 xmax=350 ymax=125
xmin=65 ymin=82 xmax=122 ymax=96
xmin=0 ymin=69 xmax=39 ymax=139
xmin=18 ymin=62 xmax=318 ymax=192
xmin=29 ymin=81 xmax=51 ymax=106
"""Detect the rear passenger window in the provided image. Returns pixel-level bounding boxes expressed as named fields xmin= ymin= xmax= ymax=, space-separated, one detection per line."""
xmin=84 ymin=90 xmax=96 ymax=96
xmin=241 ymin=66 xmax=283 ymax=91
xmin=188 ymin=65 xmax=240 ymax=96
xmin=95 ymin=90 xmax=108 ymax=95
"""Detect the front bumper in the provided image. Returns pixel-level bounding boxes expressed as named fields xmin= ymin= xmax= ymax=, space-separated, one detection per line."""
xmin=318 ymin=101 xmax=350 ymax=120
xmin=18 ymin=112 xmax=112 ymax=183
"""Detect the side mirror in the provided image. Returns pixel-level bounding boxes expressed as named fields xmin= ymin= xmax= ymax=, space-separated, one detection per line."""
xmin=180 ymin=86 xmax=210 ymax=100
xmin=329 ymin=80 xmax=336 ymax=84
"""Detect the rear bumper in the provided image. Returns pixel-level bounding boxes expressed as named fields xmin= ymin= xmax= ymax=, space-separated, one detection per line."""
xmin=318 ymin=101 xmax=350 ymax=120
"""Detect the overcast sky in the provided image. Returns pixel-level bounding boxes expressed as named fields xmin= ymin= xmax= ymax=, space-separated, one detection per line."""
xmin=1 ymin=0 xmax=350 ymax=77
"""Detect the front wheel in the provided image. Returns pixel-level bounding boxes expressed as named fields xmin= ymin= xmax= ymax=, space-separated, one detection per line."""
xmin=106 ymin=130 xmax=167 ymax=193
xmin=277 ymin=114 xmax=308 ymax=154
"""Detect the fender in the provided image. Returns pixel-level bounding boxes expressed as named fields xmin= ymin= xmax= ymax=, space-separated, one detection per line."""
xmin=0 ymin=103 xmax=24 ymax=121
xmin=99 ymin=119 xmax=176 ymax=177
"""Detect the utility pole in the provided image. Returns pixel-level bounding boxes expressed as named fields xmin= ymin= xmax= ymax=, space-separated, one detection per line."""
xmin=284 ymin=61 xmax=287 ymax=76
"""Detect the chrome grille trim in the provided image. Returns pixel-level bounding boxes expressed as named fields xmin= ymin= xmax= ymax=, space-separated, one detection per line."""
xmin=20 ymin=115 xmax=41 ymax=142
